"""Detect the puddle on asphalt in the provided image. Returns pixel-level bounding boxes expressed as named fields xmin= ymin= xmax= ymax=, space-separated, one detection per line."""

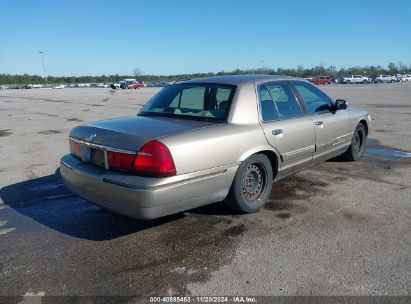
xmin=365 ymin=138 xmax=411 ymax=158
xmin=366 ymin=147 xmax=411 ymax=158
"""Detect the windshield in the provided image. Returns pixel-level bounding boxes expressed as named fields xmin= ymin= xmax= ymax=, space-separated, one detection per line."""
xmin=138 ymin=83 xmax=236 ymax=122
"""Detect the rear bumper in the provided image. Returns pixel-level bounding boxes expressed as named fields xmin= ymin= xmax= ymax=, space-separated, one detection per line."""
xmin=60 ymin=154 xmax=238 ymax=220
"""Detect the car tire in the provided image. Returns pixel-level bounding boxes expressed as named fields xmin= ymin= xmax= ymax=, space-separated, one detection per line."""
xmin=342 ymin=124 xmax=367 ymax=161
xmin=227 ymin=154 xmax=273 ymax=213
xmin=363 ymin=80 xmax=367 ymax=84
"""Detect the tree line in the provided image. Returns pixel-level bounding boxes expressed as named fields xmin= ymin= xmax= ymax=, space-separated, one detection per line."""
xmin=1 ymin=62 xmax=411 ymax=85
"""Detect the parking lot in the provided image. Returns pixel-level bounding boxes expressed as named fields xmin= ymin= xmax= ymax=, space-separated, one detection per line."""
xmin=0 ymin=83 xmax=410 ymax=297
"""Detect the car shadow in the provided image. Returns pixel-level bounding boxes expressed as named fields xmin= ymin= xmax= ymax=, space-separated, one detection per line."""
xmin=190 ymin=201 xmax=241 ymax=216
xmin=0 ymin=169 xmax=183 ymax=241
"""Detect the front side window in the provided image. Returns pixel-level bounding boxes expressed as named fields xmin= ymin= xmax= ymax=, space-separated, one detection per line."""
xmin=292 ymin=81 xmax=333 ymax=114
xmin=139 ymin=84 xmax=236 ymax=122
xmin=259 ymin=82 xmax=302 ymax=121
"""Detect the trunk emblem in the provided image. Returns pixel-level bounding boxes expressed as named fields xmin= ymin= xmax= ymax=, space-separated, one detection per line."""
xmin=89 ymin=133 xmax=97 ymax=141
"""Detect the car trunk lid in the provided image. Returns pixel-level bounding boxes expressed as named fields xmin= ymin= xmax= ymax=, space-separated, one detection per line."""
xmin=70 ymin=115 xmax=216 ymax=152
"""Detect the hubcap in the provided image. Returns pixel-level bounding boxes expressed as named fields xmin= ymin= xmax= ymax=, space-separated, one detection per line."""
xmin=242 ymin=162 xmax=267 ymax=202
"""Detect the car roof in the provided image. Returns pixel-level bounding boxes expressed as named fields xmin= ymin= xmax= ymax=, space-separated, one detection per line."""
xmin=179 ymin=74 xmax=300 ymax=85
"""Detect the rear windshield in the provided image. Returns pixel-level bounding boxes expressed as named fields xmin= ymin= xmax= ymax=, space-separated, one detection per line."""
xmin=138 ymin=83 xmax=236 ymax=122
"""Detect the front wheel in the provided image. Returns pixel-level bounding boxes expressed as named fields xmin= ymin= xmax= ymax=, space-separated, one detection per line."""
xmin=227 ymin=154 xmax=273 ymax=213
xmin=342 ymin=124 xmax=366 ymax=161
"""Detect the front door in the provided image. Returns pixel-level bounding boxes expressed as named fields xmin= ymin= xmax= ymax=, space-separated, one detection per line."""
xmin=291 ymin=81 xmax=351 ymax=162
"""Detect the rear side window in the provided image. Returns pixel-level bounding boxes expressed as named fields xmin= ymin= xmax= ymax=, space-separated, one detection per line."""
xmin=259 ymin=86 xmax=279 ymax=121
xmin=292 ymin=81 xmax=332 ymax=114
xmin=215 ymin=87 xmax=232 ymax=110
xmin=170 ymin=87 xmax=205 ymax=110
xmin=259 ymin=82 xmax=302 ymax=121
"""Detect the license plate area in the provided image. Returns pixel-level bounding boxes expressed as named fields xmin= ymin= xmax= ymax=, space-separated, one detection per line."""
xmin=91 ymin=148 xmax=106 ymax=168
xmin=80 ymin=145 xmax=91 ymax=163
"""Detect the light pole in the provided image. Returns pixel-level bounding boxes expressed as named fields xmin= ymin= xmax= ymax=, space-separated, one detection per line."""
xmin=38 ymin=51 xmax=48 ymax=86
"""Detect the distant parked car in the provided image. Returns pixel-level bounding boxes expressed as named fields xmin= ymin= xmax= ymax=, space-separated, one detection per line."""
xmin=97 ymin=83 xmax=109 ymax=88
xmin=119 ymin=79 xmax=138 ymax=89
xmin=368 ymin=76 xmax=378 ymax=83
xmin=0 ymin=85 xmax=8 ymax=90
xmin=342 ymin=75 xmax=368 ymax=84
xmin=128 ymin=82 xmax=144 ymax=89
xmin=332 ymin=76 xmax=344 ymax=83
xmin=24 ymin=84 xmax=42 ymax=89
xmin=156 ymin=81 xmax=170 ymax=87
xmin=310 ymin=76 xmax=332 ymax=85
xmin=52 ymin=84 xmax=65 ymax=89
xmin=110 ymin=83 xmax=121 ymax=89
xmin=400 ymin=74 xmax=411 ymax=82
xmin=375 ymin=75 xmax=393 ymax=83
xmin=392 ymin=74 xmax=403 ymax=82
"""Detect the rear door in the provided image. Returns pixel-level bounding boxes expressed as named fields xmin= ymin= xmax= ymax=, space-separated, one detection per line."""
xmin=257 ymin=81 xmax=315 ymax=177
xmin=290 ymin=81 xmax=351 ymax=162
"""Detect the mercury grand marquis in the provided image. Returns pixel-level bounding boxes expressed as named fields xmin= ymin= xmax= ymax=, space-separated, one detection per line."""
xmin=60 ymin=75 xmax=371 ymax=219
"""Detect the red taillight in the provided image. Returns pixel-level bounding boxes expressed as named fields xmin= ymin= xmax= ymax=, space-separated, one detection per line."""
xmin=107 ymin=151 xmax=135 ymax=171
xmin=69 ymin=138 xmax=81 ymax=158
xmin=133 ymin=140 xmax=176 ymax=177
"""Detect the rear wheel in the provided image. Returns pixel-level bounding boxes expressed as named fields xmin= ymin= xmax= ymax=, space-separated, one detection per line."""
xmin=227 ymin=154 xmax=273 ymax=213
xmin=342 ymin=124 xmax=366 ymax=161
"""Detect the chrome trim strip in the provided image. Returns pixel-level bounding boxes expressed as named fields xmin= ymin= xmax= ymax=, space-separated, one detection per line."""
xmin=137 ymin=152 xmax=151 ymax=156
xmin=61 ymin=160 xmax=73 ymax=169
xmin=332 ymin=140 xmax=349 ymax=146
xmin=102 ymin=169 xmax=228 ymax=190
xmin=317 ymin=140 xmax=334 ymax=149
xmin=283 ymin=145 xmax=315 ymax=158
xmin=70 ymin=137 xmax=136 ymax=154
xmin=335 ymin=132 xmax=353 ymax=140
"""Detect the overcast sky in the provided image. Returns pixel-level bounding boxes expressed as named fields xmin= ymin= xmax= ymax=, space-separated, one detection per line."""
xmin=1 ymin=0 xmax=410 ymax=76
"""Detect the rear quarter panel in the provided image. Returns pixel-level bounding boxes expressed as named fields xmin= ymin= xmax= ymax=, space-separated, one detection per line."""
xmin=160 ymin=123 xmax=276 ymax=175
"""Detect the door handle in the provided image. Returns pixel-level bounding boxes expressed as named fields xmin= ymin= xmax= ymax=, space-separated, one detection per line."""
xmin=272 ymin=129 xmax=283 ymax=135
xmin=315 ymin=121 xmax=324 ymax=126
